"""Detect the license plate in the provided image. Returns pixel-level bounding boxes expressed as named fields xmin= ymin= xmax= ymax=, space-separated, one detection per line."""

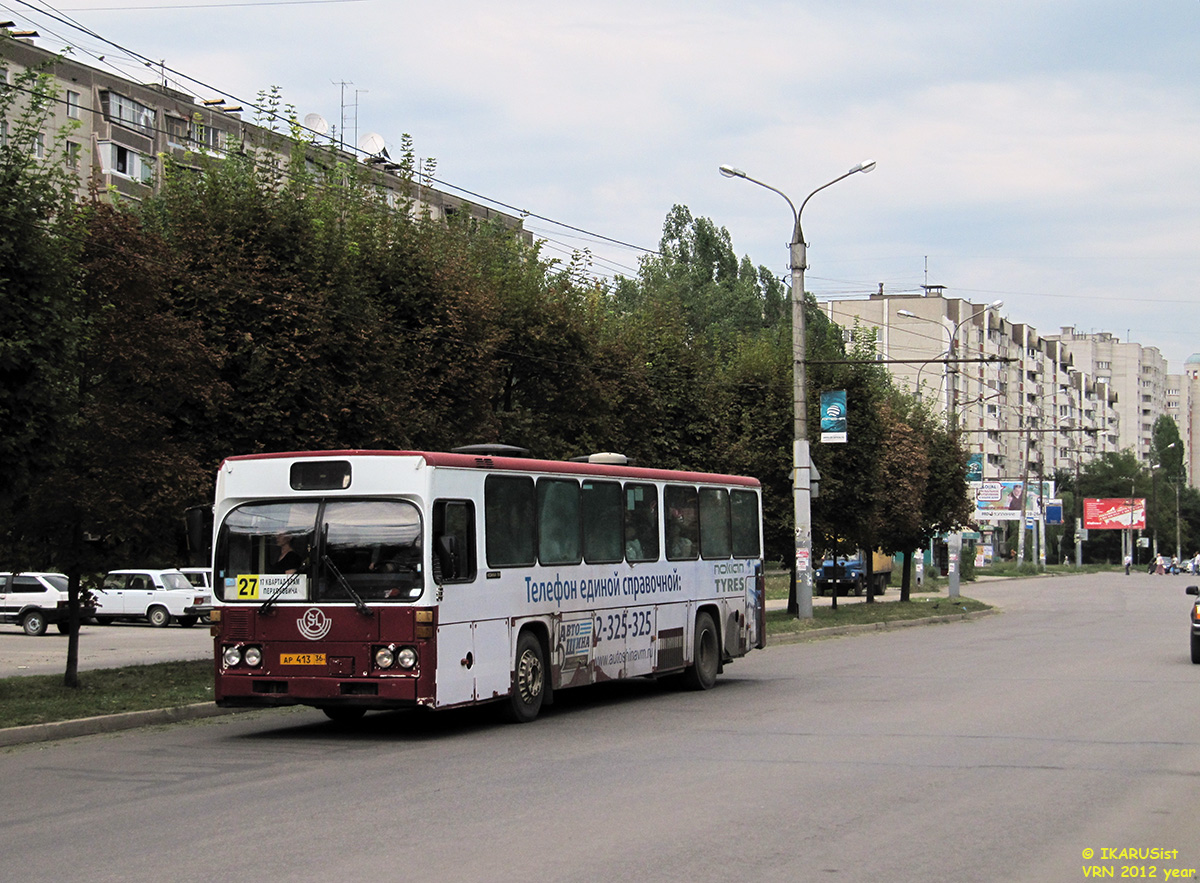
xmin=280 ymin=653 xmax=326 ymax=666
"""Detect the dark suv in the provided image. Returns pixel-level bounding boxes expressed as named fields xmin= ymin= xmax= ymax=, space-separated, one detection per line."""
xmin=1186 ymin=586 xmax=1200 ymax=663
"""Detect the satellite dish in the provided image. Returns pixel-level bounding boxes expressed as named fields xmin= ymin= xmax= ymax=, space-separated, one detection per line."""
xmin=358 ymin=132 xmax=386 ymax=155
xmin=303 ymin=113 xmax=329 ymax=135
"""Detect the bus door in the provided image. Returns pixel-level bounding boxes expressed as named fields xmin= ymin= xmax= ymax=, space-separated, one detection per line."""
xmin=430 ymin=498 xmax=509 ymax=706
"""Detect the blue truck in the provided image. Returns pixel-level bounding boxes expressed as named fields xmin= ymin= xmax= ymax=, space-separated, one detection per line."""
xmin=815 ymin=550 xmax=893 ymax=597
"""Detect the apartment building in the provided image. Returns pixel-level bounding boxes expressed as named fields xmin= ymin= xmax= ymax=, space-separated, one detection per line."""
xmin=1182 ymin=356 xmax=1200 ymax=485
xmin=0 ymin=33 xmax=523 ymax=229
xmin=823 ymin=291 xmax=1123 ymax=484
xmin=1047 ymin=328 xmax=1170 ymax=466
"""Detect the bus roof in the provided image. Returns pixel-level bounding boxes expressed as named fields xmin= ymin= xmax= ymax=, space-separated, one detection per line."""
xmin=220 ymin=450 xmax=761 ymax=488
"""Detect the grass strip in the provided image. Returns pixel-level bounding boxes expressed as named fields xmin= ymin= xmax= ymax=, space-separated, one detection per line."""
xmin=0 ymin=659 xmax=213 ymax=729
xmin=766 ymin=595 xmax=991 ymax=636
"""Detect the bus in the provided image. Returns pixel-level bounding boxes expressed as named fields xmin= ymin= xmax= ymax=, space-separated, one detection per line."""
xmin=210 ymin=448 xmax=765 ymax=722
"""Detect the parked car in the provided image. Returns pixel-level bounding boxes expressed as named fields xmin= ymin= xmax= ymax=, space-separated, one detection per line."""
xmin=0 ymin=572 xmax=94 ymax=636
xmin=1187 ymin=585 xmax=1200 ymax=663
xmin=95 ymin=569 xmax=211 ymax=628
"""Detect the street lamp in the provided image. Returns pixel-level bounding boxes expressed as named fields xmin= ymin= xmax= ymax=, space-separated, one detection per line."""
xmin=720 ymin=160 xmax=876 ymax=618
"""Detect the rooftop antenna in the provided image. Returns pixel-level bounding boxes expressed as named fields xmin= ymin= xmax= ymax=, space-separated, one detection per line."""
xmin=354 ymin=88 xmax=368 ymax=158
xmin=334 ymin=79 xmax=353 ymax=151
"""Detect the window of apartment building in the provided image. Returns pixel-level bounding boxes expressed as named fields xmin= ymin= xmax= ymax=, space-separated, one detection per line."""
xmin=188 ymin=118 xmax=225 ymax=152
xmin=66 ymin=90 xmax=81 ymax=120
xmin=66 ymin=141 xmax=80 ymax=170
xmin=0 ymin=120 xmax=7 ymax=148
xmin=32 ymin=132 xmax=44 ymax=159
xmin=103 ymin=142 xmax=153 ymax=184
xmin=101 ymin=91 xmax=155 ymax=135
xmin=1096 ymin=361 xmax=1110 ymax=370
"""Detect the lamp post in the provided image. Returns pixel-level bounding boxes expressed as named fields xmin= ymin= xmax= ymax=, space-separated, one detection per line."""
xmin=1164 ymin=441 xmax=1179 ymax=561
xmin=720 ymin=160 xmax=875 ymax=618
xmin=897 ymin=301 xmax=1002 ymax=596
xmin=1151 ymin=461 xmax=1162 ymax=560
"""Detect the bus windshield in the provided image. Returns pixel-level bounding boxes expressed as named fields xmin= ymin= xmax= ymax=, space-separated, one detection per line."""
xmin=215 ymin=499 xmax=423 ymax=603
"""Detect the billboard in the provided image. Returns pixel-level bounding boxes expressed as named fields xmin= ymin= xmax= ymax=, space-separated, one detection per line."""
xmin=975 ymin=480 xmax=1054 ymax=521
xmin=1083 ymin=498 xmax=1146 ymax=530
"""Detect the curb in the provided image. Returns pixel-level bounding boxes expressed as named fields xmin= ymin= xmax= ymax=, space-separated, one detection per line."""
xmin=766 ymin=607 xmax=998 ymax=645
xmin=0 ymin=702 xmax=247 ymax=749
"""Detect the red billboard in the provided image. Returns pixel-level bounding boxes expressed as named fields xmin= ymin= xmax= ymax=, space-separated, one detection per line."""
xmin=1083 ymin=498 xmax=1146 ymax=530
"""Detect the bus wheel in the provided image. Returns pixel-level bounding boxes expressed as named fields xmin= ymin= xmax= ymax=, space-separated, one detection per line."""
xmin=505 ymin=630 xmax=546 ymax=723
xmin=322 ymin=707 xmax=367 ymax=724
xmin=684 ymin=612 xmax=719 ymax=691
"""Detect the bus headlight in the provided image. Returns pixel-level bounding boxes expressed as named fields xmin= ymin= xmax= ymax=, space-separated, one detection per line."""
xmin=222 ymin=646 xmax=242 ymax=667
xmin=396 ymin=647 xmax=418 ymax=670
xmin=374 ymin=647 xmax=395 ymax=669
xmin=243 ymin=646 xmax=263 ymax=667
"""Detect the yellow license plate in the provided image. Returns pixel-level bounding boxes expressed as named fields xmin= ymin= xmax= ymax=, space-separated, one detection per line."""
xmin=280 ymin=653 xmax=326 ymax=666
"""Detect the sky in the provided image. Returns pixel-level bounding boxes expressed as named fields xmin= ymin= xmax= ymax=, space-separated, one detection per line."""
xmin=7 ymin=0 xmax=1200 ymax=371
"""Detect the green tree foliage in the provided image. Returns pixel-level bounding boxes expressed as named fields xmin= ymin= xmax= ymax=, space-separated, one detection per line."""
xmin=0 ymin=62 xmax=84 ymax=515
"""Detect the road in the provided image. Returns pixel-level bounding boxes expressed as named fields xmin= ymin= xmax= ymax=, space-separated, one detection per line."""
xmin=2 ymin=571 xmax=1199 ymax=883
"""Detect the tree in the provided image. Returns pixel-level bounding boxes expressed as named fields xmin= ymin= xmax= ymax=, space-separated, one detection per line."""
xmin=0 ymin=59 xmax=89 ymax=685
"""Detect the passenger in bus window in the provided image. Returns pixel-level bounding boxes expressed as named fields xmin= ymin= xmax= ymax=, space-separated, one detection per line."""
xmin=625 ymin=523 xmax=643 ymax=561
xmin=271 ymin=533 xmax=304 ymax=574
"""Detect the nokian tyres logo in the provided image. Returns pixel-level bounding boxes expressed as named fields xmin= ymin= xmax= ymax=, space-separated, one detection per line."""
xmin=298 ymin=608 xmax=332 ymax=641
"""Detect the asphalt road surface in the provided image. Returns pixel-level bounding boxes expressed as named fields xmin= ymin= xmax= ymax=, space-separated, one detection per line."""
xmin=2 ymin=571 xmax=1198 ymax=883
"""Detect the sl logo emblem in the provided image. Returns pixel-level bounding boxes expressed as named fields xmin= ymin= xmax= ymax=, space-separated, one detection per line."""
xmin=297 ymin=608 xmax=332 ymax=641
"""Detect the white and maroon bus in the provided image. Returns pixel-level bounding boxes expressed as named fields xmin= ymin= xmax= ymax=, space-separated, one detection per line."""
xmin=210 ymin=449 xmax=765 ymax=722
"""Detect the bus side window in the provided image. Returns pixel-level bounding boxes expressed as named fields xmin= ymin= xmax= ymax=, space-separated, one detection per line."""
xmin=485 ymin=475 xmax=536 ymax=567
xmin=664 ymin=485 xmax=699 ymax=561
xmin=537 ymin=478 xmax=582 ymax=566
xmin=433 ymin=500 xmax=476 ymax=583
xmin=624 ymin=482 xmax=659 ymax=562
xmin=699 ymin=487 xmax=732 ymax=559
xmin=731 ymin=489 xmax=761 ymax=558
xmin=582 ymin=480 xmax=623 ymax=564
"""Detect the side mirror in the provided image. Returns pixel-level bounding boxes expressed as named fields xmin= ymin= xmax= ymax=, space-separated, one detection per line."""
xmin=1186 ymin=586 xmax=1198 ymax=596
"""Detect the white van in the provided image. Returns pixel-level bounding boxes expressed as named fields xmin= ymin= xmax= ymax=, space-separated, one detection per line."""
xmin=95 ymin=569 xmax=211 ymax=628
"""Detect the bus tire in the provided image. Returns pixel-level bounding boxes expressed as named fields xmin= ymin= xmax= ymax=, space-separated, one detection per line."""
xmin=504 ymin=630 xmax=546 ymax=723
xmin=684 ymin=612 xmax=719 ymax=691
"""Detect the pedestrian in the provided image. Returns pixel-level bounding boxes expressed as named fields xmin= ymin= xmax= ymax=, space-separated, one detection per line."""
xmin=1155 ymin=553 xmax=1165 ymax=575
xmin=1124 ymin=552 xmax=1132 ymax=576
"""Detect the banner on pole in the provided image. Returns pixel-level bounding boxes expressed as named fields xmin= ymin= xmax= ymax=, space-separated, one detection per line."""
xmin=820 ymin=390 xmax=847 ymax=443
